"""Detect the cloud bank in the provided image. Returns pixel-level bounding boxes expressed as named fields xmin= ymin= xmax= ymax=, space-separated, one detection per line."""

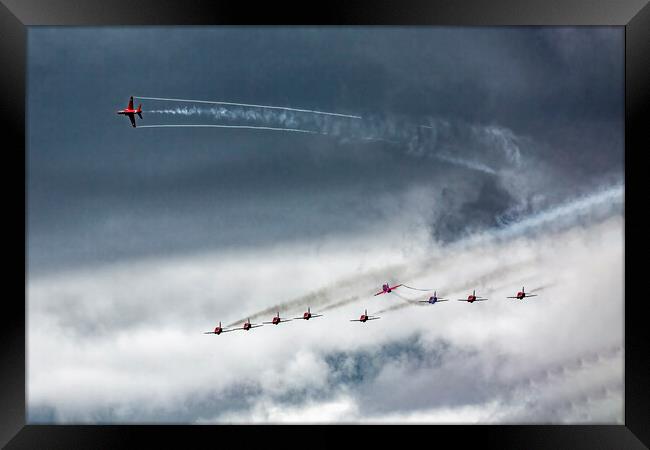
xmin=28 ymin=184 xmax=623 ymax=424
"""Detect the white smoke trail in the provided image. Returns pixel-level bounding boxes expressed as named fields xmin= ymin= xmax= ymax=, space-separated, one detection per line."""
xmin=134 ymin=96 xmax=362 ymax=119
xmin=434 ymin=153 xmax=498 ymax=175
xmin=140 ymin=107 xmax=510 ymax=176
xmin=138 ymin=124 xmax=321 ymax=134
xmin=481 ymin=182 xmax=624 ymax=242
xmin=135 ymin=98 xmax=530 ymax=180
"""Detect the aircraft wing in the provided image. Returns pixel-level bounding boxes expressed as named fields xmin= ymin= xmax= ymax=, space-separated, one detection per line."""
xmin=367 ymin=317 xmax=381 ymax=320
xmin=280 ymin=318 xmax=293 ymax=322
xmin=457 ymin=299 xmax=468 ymax=301
xmin=506 ymin=296 xmax=519 ymax=298
xmin=526 ymin=294 xmax=538 ymax=297
xmin=373 ymin=291 xmax=386 ymax=296
xmin=262 ymin=321 xmax=275 ymax=324
xmin=311 ymin=314 xmax=323 ymax=318
xmin=250 ymin=324 xmax=264 ymax=328
xmin=390 ymin=284 xmax=403 ymax=290
xmin=221 ymin=328 xmax=238 ymax=333
xmin=350 ymin=319 xmax=363 ymax=322
xmin=418 ymin=300 xmax=430 ymax=303
xmin=437 ymin=299 xmax=449 ymax=302
xmin=128 ymin=96 xmax=134 ymax=110
xmin=203 ymin=331 xmax=216 ymax=334
xmin=129 ymin=114 xmax=136 ymax=128
xmin=475 ymin=298 xmax=489 ymax=301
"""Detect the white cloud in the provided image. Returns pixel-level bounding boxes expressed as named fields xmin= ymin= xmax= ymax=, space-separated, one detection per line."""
xmin=27 ymin=186 xmax=624 ymax=424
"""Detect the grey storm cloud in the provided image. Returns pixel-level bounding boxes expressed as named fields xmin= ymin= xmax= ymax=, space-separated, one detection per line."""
xmin=27 ymin=26 xmax=622 ymax=274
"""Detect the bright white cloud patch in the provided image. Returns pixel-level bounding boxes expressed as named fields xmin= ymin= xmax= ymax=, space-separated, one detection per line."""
xmin=27 ymin=186 xmax=623 ymax=424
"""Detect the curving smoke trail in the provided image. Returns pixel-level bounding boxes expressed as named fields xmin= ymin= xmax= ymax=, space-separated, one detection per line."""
xmin=140 ymin=100 xmax=524 ymax=177
xmin=467 ymin=182 xmax=624 ymax=245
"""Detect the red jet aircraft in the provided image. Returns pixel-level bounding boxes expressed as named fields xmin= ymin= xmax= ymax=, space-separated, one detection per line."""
xmin=506 ymin=286 xmax=538 ymax=300
xmin=117 ymin=96 xmax=143 ymax=128
xmin=203 ymin=321 xmax=236 ymax=335
xmin=374 ymin=283 xmax=403 ymax=296
xmin=230 ymin=318 xmax=263 ymax=332
xmin=350 ymin=309 xmax=380 ymax=323
xmin=263 ymin=311 xmax=293 ymax=325
xmin=457 ymin=290 xmax=488 ymax=303
xmin=293 ymin=307 xmax=323 ymax=321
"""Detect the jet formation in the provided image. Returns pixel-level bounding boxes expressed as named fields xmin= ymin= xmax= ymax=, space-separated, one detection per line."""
xmin=116 ymin=99 xmax=545 ymax=335
xmin=204 ymin=284 xmax=541 ymax=335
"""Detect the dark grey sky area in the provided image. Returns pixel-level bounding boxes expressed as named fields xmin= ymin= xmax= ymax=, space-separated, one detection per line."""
xmin=27 ymin=27 xmax=623 ymax=274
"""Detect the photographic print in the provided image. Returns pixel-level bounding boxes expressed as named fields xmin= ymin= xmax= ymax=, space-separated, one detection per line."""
xmin=26 ymin=26 xmax=624 ymax=424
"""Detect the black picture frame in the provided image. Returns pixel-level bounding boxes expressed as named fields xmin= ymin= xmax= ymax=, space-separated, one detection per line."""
xmin=3 ymin=0 xmax=648 ymax=448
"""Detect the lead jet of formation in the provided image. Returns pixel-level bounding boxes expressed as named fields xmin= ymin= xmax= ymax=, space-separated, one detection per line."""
xmin=116 ymin=96 xmax=143 ymax=128
xmin=457 ymin=290 xmax=488 ymax=303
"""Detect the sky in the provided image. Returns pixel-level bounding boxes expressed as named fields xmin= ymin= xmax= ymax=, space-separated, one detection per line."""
xmin=26 ymin=26 xmax=624 ymax=424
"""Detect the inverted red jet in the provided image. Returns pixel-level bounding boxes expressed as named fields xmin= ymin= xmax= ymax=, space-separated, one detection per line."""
xmin=457 ymin=290 xmax=488 ymax=303
xmin=507 ymin=286 xmax=538 ymax=300
xmin=374 ymin=283 xmax=403 ymax=296
xmin=230 ymin=318 xmax=263 ymax=332
xmin=350 ymin=309 xmax=380 ymax=323
xmin=293 ymin=306 xmax=323 ymax=321
xmin=203 ymin=321 xmax=236 ymax=335
xmin=117 ymin=96 xmax=143 ymax=128
xmin=263 ymin=311 xmax=293 ymax=325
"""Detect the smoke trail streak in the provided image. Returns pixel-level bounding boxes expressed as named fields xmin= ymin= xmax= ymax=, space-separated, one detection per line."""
xmin=137 ymin=99 xmax=524 ymax=176
xmin=320 ymin=296 xmax=361 ymax=313
xmin=478 ymin=183 xmax=623 ymax=243
xmin=402 ymin=285 xmax=435 ymax=292
xmin=134 ymin=96 xmax=363 ymax=119
xmin=137 ymin=124 xmax=321 ymax=134
xmin=435 ymin=154 xmax=498 ymax=175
